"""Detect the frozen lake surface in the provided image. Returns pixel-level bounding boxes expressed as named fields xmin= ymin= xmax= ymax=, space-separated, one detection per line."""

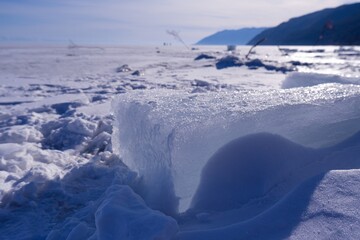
xmin=0 ymin=45 xmax=360 ymax=239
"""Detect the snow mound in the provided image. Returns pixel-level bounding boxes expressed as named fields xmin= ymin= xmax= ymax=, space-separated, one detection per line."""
xmin=113 ymin=84 xmax=360 ymax=212
xmin=191 ymin=131 xmax=360 ymax=213
xmin=180 ymin=169 xmax=360 ymax=240
xmin=283 ymin=72 xmax=360 ymax=89
xmin=94 ymin=185 xmax=178 ymax=240
xmin=190 ymin=133 xmax=321 ymax=211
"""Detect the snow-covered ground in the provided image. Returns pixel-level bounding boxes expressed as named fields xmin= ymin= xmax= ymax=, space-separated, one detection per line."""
xmin=0 ymin=45 xmax=359 ymax=239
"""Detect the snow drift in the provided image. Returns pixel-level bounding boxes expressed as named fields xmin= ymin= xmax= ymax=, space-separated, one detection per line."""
xmin=191 ymin=131 xmax=360 ymax=213
xmin=180 ymin=169 xmax=360 ymax=240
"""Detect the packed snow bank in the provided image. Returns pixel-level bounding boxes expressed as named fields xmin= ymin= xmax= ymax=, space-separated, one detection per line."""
xmin=283 ymin=72 xmax=360 ymax=89
xmin=180 ymin=169 xmax=360 ymax=240
xmin=113 ymin=84 xmax=360 ymax=212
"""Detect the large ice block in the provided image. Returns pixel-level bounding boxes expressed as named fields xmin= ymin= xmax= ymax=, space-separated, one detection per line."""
xmin=112 ymin=84 xmax=360 ymax=212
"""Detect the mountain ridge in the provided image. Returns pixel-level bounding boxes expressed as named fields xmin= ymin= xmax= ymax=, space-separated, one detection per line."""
xmin=196 ymin=27 xmax=267 ymax=45
xmin=248 ymin=3 xmax=360 ymax=45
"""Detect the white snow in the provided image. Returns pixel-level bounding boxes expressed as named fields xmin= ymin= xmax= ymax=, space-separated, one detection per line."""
xmin=93 ymin=185 xmax=178 ymax=240
xmin=180 ymin=169 xmax=360 ymax=240
xmin=0 ymin=45 xmax=359 ymax=239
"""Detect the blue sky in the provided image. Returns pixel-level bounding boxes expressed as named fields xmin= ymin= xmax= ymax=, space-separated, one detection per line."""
xmin=0 ymin=0 xmax=357 ymax=45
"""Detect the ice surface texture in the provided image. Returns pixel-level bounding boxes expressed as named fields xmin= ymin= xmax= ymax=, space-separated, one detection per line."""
xmin=283 ymin=72 xmax=360 ymax=89
xmin=113 ymin=84 xmax=360 ymax=213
